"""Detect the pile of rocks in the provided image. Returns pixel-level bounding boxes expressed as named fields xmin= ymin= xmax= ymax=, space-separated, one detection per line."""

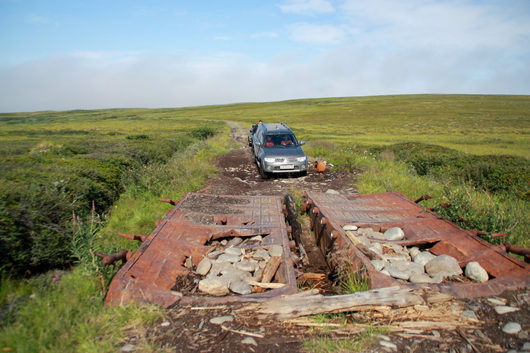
xmin=191 ymin=236 xmax=284 ymax=296
xmin=343 ymin=225 xmax=490 ymax=284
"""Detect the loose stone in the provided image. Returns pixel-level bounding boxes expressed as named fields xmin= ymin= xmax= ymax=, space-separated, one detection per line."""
xmin=325 ymin=189 xmax=340 ymax=194
xmin=521 ymin=342 xmax=530 ymax=351
xmin=121 ymin=344 xmax=135 ymax=352
xmin=502 ymin=322 xmax=522 ymax=335
xmin=369 ymin=242 xmax=383 ymax=255
xmin=384 ymin=227 xmax=405 ymax=241
xmin=465 ymin=261 xmax=489 ymax=283
xmin=242 ymin=337 xmax=258 ymax=346
xmin=217 ymin=253 xmax=241 ymax=263
xmin=207 ymin=251 xmax=224 ymax=259
xmin=196 ymin=257 xmax=212 ymax=275
xmin=235 ymin=261 xmax=257 ymax=272
xmin=371 ymin=260 xmax=386 ymax=271
xmin=409 ymin=273 xmax=436 ymax=283
xmin=390 ymin=259 xmax=424 ymax=277
xmin=224 ymin=247 xmax=242 ymax=256
xmin=413 ymin=251 xmax=436 ymax=267
xmin=269 ymin=245 xmax=283 ymax=257
xmin=160 ymin=321 xmax=170 ymax=327
xmin=226 ymin=237 xmax=243 ymax=247
xmin=230 ymin=280 xmax=252 ymax=295
xmin=384 ymin=265 xmax=410 ymax=280
xmin=461 ymin=310 xmax=478 ymax=320
xmin=253 ymin=249 xmax=271 ymax=261
xmin=494 ymin=306 xmax=520 ymax=315
xmin=198 ymin=277 xmax=229 ymax=296
xmin=425 ymin=254 xmax=462 ymax=279
xmin=210 ymin=315 xmax=233 ymax=325
xmin=343 ymin=224 xmax=358 ymax=231
xmin=409 ymin=247 xmax=420 ymax=258
xmin=249 ymin=235 xmax=263 ymax=242
xmin=357 ymin=228 xmax=387 ymax=240
xmin=487 ymin=297 xmax=507 ymax=306
xmin=379 ymin=340 xmax=397 ymax=351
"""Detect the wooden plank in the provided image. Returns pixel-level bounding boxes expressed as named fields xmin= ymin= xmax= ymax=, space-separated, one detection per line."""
xmin=241 ymin=286 xmax=425 ymax=319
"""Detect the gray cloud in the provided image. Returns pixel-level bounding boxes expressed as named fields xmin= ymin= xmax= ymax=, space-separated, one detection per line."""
xmin=1 ymin=43 xmax=528 ymax=112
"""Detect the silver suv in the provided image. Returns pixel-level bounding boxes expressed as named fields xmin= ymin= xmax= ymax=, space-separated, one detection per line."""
xmin=251 ymin=123 xmax=308 ymax=178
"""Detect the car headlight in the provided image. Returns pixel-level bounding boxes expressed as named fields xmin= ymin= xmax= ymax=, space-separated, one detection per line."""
xmin=264 ymin=157 xmax=276 ymax=163
xmin=296 ymin=156 xmax=307 ymax=162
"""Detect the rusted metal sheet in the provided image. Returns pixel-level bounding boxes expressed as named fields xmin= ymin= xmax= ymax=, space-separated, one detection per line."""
xmin=302 ymin=191 xmax=530 ymax=298
xmin=105 ymin=193 xmax=297 ymax=307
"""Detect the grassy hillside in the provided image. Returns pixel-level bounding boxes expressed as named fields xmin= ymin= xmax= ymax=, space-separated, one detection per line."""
xmin=0 ymin=94 xmax=528 ymax=352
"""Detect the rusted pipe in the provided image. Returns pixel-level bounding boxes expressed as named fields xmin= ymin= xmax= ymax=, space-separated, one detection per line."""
xmin=94 ymin=250 xmax=133 ymax=266
xmin=501 ymin=242 xmax=530 ymax=263
xmin=159 ymin=198 xmax=177 ymax=206
xmin=117 ymin=233 xmax=148 ymax=242
xmin=414 ymin=195 xmax=433 ymax=204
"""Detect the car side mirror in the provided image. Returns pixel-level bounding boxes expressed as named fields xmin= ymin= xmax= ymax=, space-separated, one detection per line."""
xmin=255 ymin=141 xmax=261 ymax=147
xmin=299 ymin=140 xmax=306 ymax=146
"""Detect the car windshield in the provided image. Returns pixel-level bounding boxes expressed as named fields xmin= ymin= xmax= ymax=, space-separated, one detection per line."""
xmin=264 ymin=134 xmax=298 ymax=147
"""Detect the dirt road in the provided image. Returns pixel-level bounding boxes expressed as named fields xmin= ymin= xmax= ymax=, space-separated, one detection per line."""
xmin=133 ymin=123 xmax=529 ymax=353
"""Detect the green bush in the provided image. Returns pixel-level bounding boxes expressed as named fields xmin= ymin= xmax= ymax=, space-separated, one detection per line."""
xmin=372 ymin=143 xmax=529 ymax=199
xmin=188 ymin=127 xmax=216 ymax=140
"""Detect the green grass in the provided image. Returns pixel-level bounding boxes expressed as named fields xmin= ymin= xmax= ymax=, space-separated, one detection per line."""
xmin=303 ymin=326 xmax=388 ymax=353
xmin=0 ymin=129 xmax=232 ymax=352
xmin=0 ymin=94 xmax=528 ymax=351
xmin=337 ymin=264 xmax=370 ymax=295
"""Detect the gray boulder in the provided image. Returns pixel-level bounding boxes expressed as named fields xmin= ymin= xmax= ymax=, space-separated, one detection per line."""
xmin=252 ymin=249 xmax=270 ymax=261
xmin=224 ymin=247 xmax=242 ymax=256
xmin=425 ymin=255 xmax=462 ymax=279
xmin=384 ymin=265 xmax=410 ymax=280
xmin=390 ymin=259 xmax=424 ymax=277
xmin=196 ymin=257 xmax=212 ymax=275
xmin=408 ymin=247 xmax=420 ymax=258
xmin=235 ymin=261 xmax=257 ymax=273
xmin=217 ymin=253 xmax=241 ymax=263
xmin=409 ymin=273 xmax=436 ymax=283
xmin=464 ymin=261 xmax=489 ymax=283
xmin=230 ymin=280 xmax=252 ymax=295
xmin=413 ymin=251 xmax=436 ymax=267
xmin=384 ymin=227 xmax=405 ymax=241
xmin=198 ymin=277 xmax=229 ymax=296
xmin=269 ymin=245 xmax=283 ymax=257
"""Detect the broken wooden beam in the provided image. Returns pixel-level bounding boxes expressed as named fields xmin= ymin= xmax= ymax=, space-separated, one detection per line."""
xmin=239 ymin=286 xmax=426 ymax=320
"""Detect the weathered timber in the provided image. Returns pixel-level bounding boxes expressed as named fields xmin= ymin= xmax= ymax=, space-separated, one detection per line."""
xmin=345 ymin=231 xmax=384 ymax=260
xmin=261 ymin=256 xmax=282 ymax=283
xmin=241 ymin=286 xmax=425 ymax=319
xmin=284 ymin=194 xmax=309 ymax=265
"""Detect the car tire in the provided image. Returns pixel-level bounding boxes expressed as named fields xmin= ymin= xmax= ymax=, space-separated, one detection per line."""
xmin=300 ymin=170 xmax=308 ymax=177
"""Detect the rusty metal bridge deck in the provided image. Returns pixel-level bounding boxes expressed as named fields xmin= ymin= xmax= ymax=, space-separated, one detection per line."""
xmin=302 ymin=191 xmax=529 ymax=298
xmin=105 ymin=193 xmax=297 ymax=307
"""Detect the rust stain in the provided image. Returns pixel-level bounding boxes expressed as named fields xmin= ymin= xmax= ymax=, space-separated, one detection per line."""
xmin=105 ymin=193 xmax=297 ymax=307
xmin=302 ymin=191 xmax=529 ymax=298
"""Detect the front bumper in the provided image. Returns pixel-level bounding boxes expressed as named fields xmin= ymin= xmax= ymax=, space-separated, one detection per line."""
xmin=262 ymin=159 xmax=308 ymax=173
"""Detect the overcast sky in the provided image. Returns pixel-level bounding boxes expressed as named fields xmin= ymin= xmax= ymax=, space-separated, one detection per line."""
xmin=1 ymin=0 xmax=529 ymax=112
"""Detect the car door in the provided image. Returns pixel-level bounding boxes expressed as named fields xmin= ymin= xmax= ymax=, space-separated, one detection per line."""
xmin=253 ymin=129 xmax=262 ymax=159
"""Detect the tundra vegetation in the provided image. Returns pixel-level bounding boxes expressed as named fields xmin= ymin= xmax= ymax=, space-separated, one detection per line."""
xmin=0 ymin=94 xmax=528 ymax=352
